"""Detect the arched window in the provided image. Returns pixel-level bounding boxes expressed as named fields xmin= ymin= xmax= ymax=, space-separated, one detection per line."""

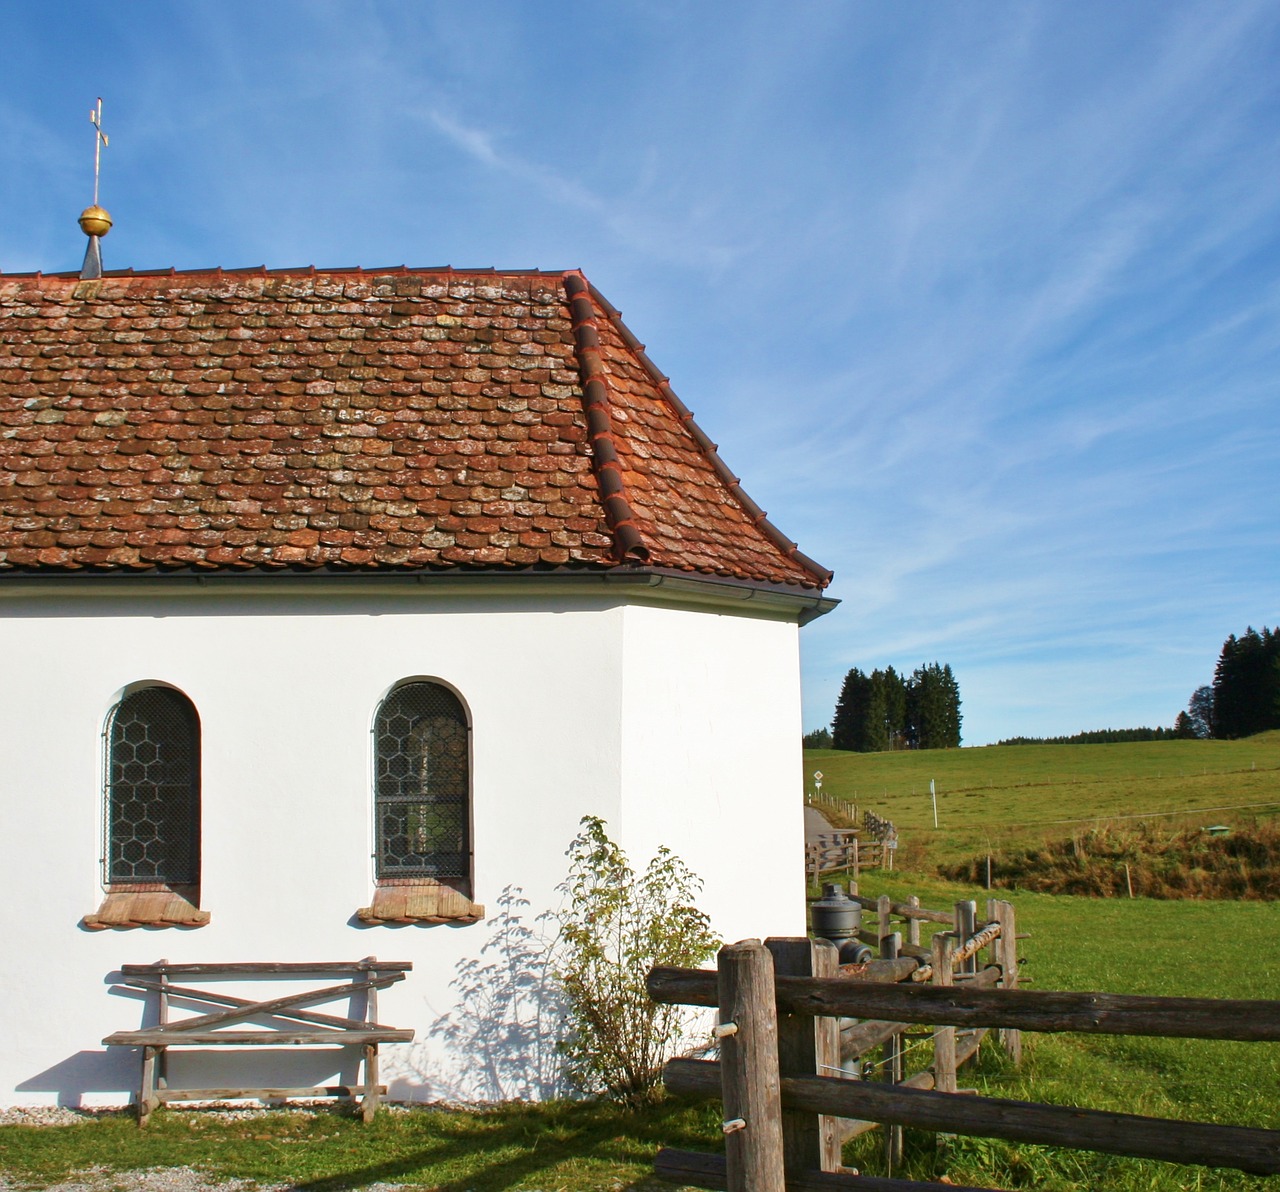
xmin=106 ymin=686 xmax=201 ymax=887
xmin=374 ymin=681 xmax=471 ymax=887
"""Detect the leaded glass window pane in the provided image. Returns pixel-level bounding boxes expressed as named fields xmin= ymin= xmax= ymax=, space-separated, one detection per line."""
xmin=375 ymin=683 xmax=469 ymax=879
xmin=107 ymin=687 xmax=200 ymax=885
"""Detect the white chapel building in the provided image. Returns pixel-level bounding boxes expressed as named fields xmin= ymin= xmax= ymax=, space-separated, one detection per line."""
xmin=0 ymin=260 xmax=835 ymax=1106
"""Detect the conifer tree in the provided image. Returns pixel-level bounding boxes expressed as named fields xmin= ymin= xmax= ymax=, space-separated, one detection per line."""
xmin=1212 ymin=627 xmax=1280 ymax=739
xmin=832 ymin=661 xmax=962 ymax=752
xmin=832 ymin=668 xmax=870 ymax=751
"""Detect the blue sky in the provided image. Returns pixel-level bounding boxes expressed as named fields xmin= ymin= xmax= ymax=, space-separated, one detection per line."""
xmin=2 ymin=2 xmax=1277 ymax=745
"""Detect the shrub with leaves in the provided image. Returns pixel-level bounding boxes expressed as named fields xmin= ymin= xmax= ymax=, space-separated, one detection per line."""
xmin=555 ymin=815 xmax=720 ymax=1104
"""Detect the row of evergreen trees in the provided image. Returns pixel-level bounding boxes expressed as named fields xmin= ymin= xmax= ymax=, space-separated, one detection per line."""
xmin=1177 ymin=626 xmax=1280 ymax=740
xmin=999 ymin=727 xmax=1174 ymax=746
xmin=831 ymin=663 xmax=961 ymax=752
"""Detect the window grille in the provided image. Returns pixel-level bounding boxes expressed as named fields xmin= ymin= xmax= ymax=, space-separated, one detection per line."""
xmin=106 ymin=687 xmax=201 ymax=885
xmin=375 ymin=682 xmax=470 ymax=881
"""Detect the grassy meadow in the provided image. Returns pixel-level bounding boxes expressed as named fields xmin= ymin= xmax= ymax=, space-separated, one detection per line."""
xmin=811 ymin=734 xmax=1280 ymax=1188
xmin=805 ymin=730 xmax=1280 ymax=870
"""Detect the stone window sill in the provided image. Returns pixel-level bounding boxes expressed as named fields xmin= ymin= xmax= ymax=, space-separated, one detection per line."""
xmin=82 ymin=885 xmax=209 ymax=931
xmin=357 ymin=879 xmax=483 ymax=926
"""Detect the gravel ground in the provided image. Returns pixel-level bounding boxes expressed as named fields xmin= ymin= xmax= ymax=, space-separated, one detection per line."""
xmin=0 ymin=1175 xmax=412 ymax=1192
xmin=0 ymin=1167 xmax=262 ymax=1192
xmin=0 ymin=1106 xmax=412 ymax=1191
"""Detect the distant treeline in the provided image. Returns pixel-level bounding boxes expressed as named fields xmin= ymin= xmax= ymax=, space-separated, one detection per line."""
xmin=803 ymin=626 xmax=1279 ymax=752
xmin=996 ymin=727 xmax=1175 ymax=746
xmin=829 ymin=663 xmax=961 ymax=752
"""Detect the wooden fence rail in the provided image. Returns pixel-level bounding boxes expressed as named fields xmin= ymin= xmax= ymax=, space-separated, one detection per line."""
xmin=805 ymin=814 xmax=901 ymax=882
xmin=649 ymin=930 xmax=1280 ymax=1190
xmin=807 ymin=834 xmax=899 ymax=883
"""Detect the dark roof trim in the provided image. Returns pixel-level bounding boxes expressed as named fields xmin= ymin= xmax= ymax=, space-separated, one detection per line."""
xmin=563 ymin=272 xmax=650 ymax=563
xmin=583 ymin=280 xmax=834 ymax=588
xmin=0 ymin=563 xmax=839 ymax=625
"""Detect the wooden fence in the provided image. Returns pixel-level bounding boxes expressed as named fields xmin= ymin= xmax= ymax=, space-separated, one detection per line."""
xmin=807 ymin=816 xmax=899 ymax=881
xmin=807 ymin=832 xmax=872 ymax=882
xmin=817 ymin=892 xmax=1021 ymax=1166
xmin=862 ymin=813 xmax=897 ymax=870
xmin=648 ymin=926 xmax=1280 ymax=1190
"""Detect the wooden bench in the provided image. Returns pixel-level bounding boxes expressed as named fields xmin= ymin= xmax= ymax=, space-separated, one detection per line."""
xmin=103 ymin=958 xmax=414 ymax=1125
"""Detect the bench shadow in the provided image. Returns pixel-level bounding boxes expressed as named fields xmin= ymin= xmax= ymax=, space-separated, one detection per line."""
xmin=14 ymin=1051 xmax=136 ymax=1108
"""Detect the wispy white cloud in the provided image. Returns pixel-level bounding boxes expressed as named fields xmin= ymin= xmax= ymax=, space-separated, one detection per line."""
xmin=421 ymin=105 xmax=744 ymax=271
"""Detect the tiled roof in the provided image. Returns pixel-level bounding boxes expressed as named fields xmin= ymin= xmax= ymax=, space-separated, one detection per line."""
xmin=0 ymin=267 xmax=830 ymax=591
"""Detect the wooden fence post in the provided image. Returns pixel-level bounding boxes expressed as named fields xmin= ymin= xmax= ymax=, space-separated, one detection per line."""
xmin=993 ymin=900 xmax=1022 ymax=1064
xmin=906 ymin=896 xmax=921 ymax=949
xmin=932 ymin=932 xmax=957 ymax=1095
xmin=718 ymin=940 xmax=786 ymax=1192
xmin=955 ymin=901 xmax=977 ymax=976
xmin=766 ymin=937 xmax=842 ymax=1175
xmin=985 ymin=899 xmax=1000 ymax=972
xmin=880 ymin=932 xmax=904 ymax=1171
xmin=877 ymin=895 xmax=892 ymax=946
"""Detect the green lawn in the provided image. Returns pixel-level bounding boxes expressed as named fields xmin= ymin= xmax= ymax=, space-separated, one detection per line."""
xmin=0 ymin=1097 xmax=721 ymax=1191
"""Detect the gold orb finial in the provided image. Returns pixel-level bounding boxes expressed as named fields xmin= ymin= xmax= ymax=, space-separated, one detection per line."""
xmin=79 ymin=204 xmax=113 ymax=238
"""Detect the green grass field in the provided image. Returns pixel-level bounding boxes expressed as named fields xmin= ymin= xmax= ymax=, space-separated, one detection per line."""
xmin=808 ymin=735 xmax=1280 ymax=1188
xmin=805 ymin=730 xmax=1280 ymax=869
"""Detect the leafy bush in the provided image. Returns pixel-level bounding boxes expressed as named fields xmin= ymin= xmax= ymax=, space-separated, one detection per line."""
xmin=554 ymin=815 xmax=720 ymax=1104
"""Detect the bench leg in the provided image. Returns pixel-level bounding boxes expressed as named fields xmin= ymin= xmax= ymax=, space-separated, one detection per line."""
xmin=138 ymin=1046 xmax=160 ymax=1127
xmin=361 ymin=1044 xmax=380 ymax=1123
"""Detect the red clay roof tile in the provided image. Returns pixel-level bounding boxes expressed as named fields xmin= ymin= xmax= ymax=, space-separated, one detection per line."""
xmin=0 ymin=267 xmax=829 ymax=590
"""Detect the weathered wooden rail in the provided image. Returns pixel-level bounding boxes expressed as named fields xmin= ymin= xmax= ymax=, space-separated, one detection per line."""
xmin=648 ymin=934 xmax=1280 ymax=1190
xmin=861 ymin=811 xmax=895 ymax=837
xmin=806 ymin=832 xmax=887 ymax=882
xmin=103 ymin=959 xmax=413 ymax=1124
xmin=673 ymin=894 xmax=1020 ymax=1167
xmin=805 ymin=806 xmax=899 ymax=879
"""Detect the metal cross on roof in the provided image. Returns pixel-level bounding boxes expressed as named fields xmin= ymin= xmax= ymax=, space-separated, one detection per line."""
xmin=90 ymin=97 xmax=108 ymax=205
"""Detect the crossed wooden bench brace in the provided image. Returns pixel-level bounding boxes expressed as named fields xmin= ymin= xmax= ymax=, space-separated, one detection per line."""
xmin=103 ymin=959 xmax=414 ymax=1125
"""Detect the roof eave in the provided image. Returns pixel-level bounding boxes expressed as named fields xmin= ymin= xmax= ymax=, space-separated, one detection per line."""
xmin=0 ymin=564 xmax=839 ymax=625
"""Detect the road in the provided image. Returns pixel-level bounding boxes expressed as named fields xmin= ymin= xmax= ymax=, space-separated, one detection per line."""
xmin=804 ymin=804 xmax=836 ymax=845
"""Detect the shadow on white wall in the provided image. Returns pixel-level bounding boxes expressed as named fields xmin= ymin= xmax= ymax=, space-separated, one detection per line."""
xmin=390 ymin=886 xmax=570 ymax=1101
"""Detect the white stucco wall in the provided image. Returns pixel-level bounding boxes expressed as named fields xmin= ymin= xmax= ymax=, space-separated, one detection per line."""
xmin=0 ymin=580 xmax=808 ymax=1107
xmin=617 ymin=603 xmax=806 ymax=943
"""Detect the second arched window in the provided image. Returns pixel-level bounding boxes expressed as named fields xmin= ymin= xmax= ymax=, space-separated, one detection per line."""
xmin=374 ymin=682 xmax=471 ymax=891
